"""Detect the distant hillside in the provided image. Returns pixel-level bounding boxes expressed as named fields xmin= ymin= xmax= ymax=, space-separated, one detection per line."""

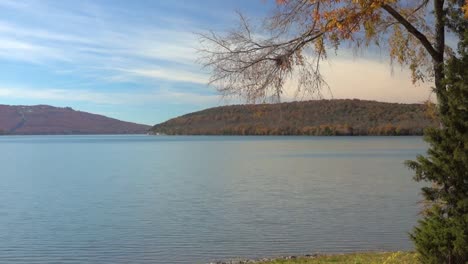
xmin=0 ymin=105 xmax=150 ymax=135
xmin=150 ymin=99 xmax=438 ymax=136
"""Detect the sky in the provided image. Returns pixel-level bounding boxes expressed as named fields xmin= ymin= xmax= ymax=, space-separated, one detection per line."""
xmin=0 ymin=0 xmax=433 ymax=125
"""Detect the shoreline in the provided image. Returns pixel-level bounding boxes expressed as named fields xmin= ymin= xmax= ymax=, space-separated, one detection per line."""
xmin=208 ymin=254 xmax=320 ymax=264
xmin=208 ymin=251 xmax=418 ymax=264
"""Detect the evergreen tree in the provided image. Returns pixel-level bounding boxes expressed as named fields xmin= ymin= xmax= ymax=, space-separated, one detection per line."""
xmin=406 ymin=23 xmax=468 ymax=264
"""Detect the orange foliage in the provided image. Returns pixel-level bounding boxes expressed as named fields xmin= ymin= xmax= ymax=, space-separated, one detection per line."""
xmin=272 ymin=0 xmax=433 ymax=84
xmin=151 ymin=99 xmax=437 ymax=136
xmin=464 ymin=0 xmax=468 ymax=18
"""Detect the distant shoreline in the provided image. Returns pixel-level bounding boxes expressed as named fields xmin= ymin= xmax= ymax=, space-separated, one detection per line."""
xmin=0 ymin=133 xmax=149 ymax=136
xmin=149 ymin=133 xmax=425 ymax=137
xmin=0 ymin=133 xmax=423 ymax=137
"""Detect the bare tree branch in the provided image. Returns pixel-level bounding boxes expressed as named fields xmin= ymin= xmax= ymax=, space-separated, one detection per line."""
xmin=198 ymin=0 xmax=445 ymax=103
xmin=198 ymin=7 xmax=327 ymax=102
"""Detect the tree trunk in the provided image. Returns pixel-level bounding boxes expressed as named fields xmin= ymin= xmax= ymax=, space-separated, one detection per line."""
xmin=434 ymin=0 xmax=447 ymax=113
xmin=382 ymin=1 xmax=446 ymax=109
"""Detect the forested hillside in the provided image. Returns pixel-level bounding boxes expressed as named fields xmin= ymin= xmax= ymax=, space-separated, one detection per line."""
xmin=150 ymin=99 xmax=437 ymax=136
xmin=0 ymin=105 xmax=150 ymax=135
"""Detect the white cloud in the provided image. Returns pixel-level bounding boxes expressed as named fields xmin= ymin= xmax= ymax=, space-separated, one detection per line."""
xmin=116 ymin=67 xmax=208 ymax=85
xmin=0 ymin=0 xmax=434 ymax=106
xmin=0 ymin=86 xmax=218 ymax=105
xmin=0 ymin=37 xmax=70 ymax=63
xmin=0 ymin=2 xmax=205 ymax=85
xmin=0 ymin=20 xmax=94 ymax=44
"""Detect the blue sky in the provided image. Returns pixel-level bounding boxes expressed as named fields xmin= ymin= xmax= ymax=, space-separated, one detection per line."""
xmin=0 ymin=0 xmax=432 ymax=125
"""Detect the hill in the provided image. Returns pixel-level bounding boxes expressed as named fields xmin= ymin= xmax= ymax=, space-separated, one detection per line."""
xmin=150 ymin=99 xmax=437 ymax=136
xmin=0 ymin=105 xmax=150 ymax=135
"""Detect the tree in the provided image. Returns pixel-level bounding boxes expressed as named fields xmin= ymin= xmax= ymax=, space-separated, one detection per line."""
xmin=405 ymin=19 xmax=468 ymax=264
xmin=199 ymin=0 xmax=467 ymax=104
xmin=199 ymin=1 xmax=468 ymax=263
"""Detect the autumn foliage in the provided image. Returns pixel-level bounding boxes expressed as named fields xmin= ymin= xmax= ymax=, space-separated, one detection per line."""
xmin=199 ymin=1 xmax=467 ymax=103
xmin=150 ymin=99 xmax=437 ymax=136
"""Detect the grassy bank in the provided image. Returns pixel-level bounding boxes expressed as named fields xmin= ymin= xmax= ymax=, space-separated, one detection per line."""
xmin=255 ymin=252 xmax=418 ymax=264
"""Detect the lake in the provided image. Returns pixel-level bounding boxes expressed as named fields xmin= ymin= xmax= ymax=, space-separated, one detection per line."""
xmin=0 ymin=135 xmax=426 ymax=264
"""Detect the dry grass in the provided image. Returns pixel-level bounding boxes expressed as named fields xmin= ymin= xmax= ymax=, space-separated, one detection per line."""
xmin=256 ymin=251 xmax=418 ymax=264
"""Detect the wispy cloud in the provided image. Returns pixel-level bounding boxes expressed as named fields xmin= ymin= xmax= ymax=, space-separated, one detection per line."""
xmin=0 ymin=85 xmax=218 ymax=105
xmin=0 ymin=0 xmax=433 ymax=124
xmin=114 ymin=67 xmax=208 ymax=85
xmin=0 ymin=37 xmax=71 ymax=63
xmin=0 ymin=20 xmax=94 ymax=44
xmin=0 ymin=1 xmax=207 ymax=85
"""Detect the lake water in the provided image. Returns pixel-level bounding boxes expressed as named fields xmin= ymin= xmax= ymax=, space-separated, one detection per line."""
xmin=0 ymin=135 xmax=426 ymax=264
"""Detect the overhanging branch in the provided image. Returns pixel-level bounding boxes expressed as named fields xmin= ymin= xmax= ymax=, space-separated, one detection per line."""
xmin=382 ymin=4 xmax=440 ymax=61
